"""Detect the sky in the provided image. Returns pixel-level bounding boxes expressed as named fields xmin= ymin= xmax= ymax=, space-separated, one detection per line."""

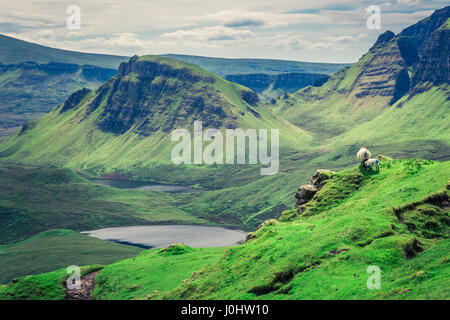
xmin=0 ymin=0 xmax=447 ymax=63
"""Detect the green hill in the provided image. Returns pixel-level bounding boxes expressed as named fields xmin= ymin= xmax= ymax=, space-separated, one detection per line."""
xmin=0 ymin=163 xmax=206 ymax=244
xmin=0 ymin=229 xmax=141 ymax=284
xmin=272 ymin=6 xmax=450 ymax=161
xmin=163 ymin=54 xmax=348 ymax=76
xmin=0 ymin=7 xmax=448 ymax=237
xmin=0 ymin=62 xmax=118 ymax=143
xmin=2 ymin=159 xmax=448 ymax=300
xmin=162 ymin=158 xmax=449 ymax=299
xmin=0 ymin=34 xmax=127 ymax=69
xmin=0 ymin=55 xmax=307 ymax=183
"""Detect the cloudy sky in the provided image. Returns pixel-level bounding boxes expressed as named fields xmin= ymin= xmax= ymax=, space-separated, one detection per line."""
xmin=1 ymin=0 xmax=447 ymax=63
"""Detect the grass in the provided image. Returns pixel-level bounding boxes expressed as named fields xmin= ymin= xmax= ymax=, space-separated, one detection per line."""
xmin=0 ymin=162 xmax=206 ymax=244
xmin=0 ymin=265 xmax=102 ymax=300
xmin=0 ymin=244 xmax=225 ymax=300
xmin=92 ymin=244 xmax=225 ymax=300
xmin=161 ymin=159 xmax=449 ymax=299
xmin=0 ymin=229 xmax=141 ymax=284
xmin=1 ymin=159 xmax=448 ymax=300
xmin=0 ymin=63 xmax=115 ymax=141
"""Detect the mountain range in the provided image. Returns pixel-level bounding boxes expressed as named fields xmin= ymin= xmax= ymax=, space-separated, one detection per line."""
xmin=0 ymin=6 xmax=448 ymax=300
xmin=0 ymin=35 xmax=345 ymax=142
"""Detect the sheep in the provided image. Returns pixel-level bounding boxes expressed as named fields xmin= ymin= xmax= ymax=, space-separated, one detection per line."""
xmin=357 ymin=147 xmax=371 ymax=167
xmin=364 ymin=158 xmax=380 ymax=172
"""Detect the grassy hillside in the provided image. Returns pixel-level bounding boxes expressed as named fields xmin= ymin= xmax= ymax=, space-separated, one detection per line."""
xmin=162 ymin=159 xmax=449 ymax=300
xmin=0 ymin=162 xmax=206 ymax=244
xmin=0 ymin=265 xmax=101 ymax=300
xmin=2 ymin=159 xmax=447 ymax=300
xmin=0 ymin=229 xmax=141 ymax=284
xmin=92 ymin=244 xmax=225 ymax=300
xmin=0 ymin=34 xmax=127 ymax=69
xmin=0 ymin=55 xmax=309 ymax=184
xmin=0 ymin=245 xmax=224 ymax=300
xmin=0 ymin=62 xmax=117 ymax=143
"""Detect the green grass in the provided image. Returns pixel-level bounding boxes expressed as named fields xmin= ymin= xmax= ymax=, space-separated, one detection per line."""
xmin=0 ymin=162 xmax=206 ymax=244
xmin=0 ymin=265 xmax=101 ymax=300
xmin=1 ymin=159 xmax=448 ymax=300
xmin=0 ymin=244 xmax=225 ymax=300
xmin=0 ymin=229 xmax=141 ymax=284
xmin=162 ymin=159 xmax=449 ymax=299
xmin=0 ymin=63 xmax=116 ymax=143
xmin=92 ymin=244 xmax=225 ymax=300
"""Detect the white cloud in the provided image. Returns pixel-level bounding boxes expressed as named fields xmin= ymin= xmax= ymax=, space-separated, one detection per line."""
xmin=161 ymin=25 xmax=255 ymax=47
xmin=0 ymin=0 xmax=446 ymax=62
xmin=397 ymin=0 xmax=421 ymax=5
xmin=202 ymin=10 xmax=330 ymax=28
xmin=323 ymin=33 xmax=368 ymax=43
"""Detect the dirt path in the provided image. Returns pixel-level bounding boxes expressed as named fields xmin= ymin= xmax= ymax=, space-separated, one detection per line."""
xmin=66 ymin=270 xmax=101 ymax=300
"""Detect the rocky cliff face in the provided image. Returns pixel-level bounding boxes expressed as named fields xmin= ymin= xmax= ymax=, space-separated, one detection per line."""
xmin=305 ymin=6 xmax=450 ymax=105
xmin=350 ymin=31 xmax=409 ymax=104
xmin=411 ymin=25 xmax=450 ymax=91
xmin=85 ymin=56 xmax=242 ymax=135
xmin=295 ymin=170 xmax=334 ymax=213
xmin=398 ymin=6 xmax=450 ymax=54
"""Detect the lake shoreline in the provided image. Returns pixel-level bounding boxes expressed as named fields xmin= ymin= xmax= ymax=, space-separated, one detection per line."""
xmin=82 ymin=225 xmax=248 ymax=249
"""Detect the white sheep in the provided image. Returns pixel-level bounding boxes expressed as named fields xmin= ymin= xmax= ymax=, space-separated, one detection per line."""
xmin=357 ymin=147 xmax=371 ymax=166
xmin=364 ymin=158 xmax=380 ymax=172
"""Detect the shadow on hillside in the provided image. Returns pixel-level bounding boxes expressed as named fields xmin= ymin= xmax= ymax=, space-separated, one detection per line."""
xmin=358 ymin=165 xmax=380 ymax=176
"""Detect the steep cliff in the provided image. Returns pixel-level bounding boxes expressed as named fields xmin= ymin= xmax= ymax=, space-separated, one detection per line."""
xmin=92 ymin=56 xmax=240 ymax=135
xmin=411 ymin=21 xmax=450 ymax=91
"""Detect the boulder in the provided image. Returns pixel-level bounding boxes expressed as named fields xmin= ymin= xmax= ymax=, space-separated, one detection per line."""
xmin=295 ymin=184 xmax=318 ymax=206
xmin=294 ymin=169 xmax=334 ymax=212
xmin=309 ymin=169 xmax=333 ymax=189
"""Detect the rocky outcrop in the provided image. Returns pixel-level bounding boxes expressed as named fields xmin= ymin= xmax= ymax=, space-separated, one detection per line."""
xmin=295 ymin=170 xmax=334 ymax=212
xmin=60 ymin=88 xmax=92 ymax=113
xmin=411 ymin=27 xmax=450 ymax=90
xmin=295 ymin=184 xmax=318 ymax=206
xmin=241 ymin=90 xmax=259 ymax=105
xmin=398 ymin=6 xmax=450 ymax=54
xmin=117 ymin=55 xmax=215 ymax=83
xmin=94 ymin=56 xmax=240 ymax=135
xmin=397 ymin=36 xmax=420 ymax=66
xmin=391 ymin=68 xmax=411 ymax=105
xmin=350 ymin=33 xmax=408 ymax=101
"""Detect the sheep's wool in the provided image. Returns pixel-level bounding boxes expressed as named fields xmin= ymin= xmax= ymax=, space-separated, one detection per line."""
xmin=357 ymin=147 xmax=371 ymax=162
